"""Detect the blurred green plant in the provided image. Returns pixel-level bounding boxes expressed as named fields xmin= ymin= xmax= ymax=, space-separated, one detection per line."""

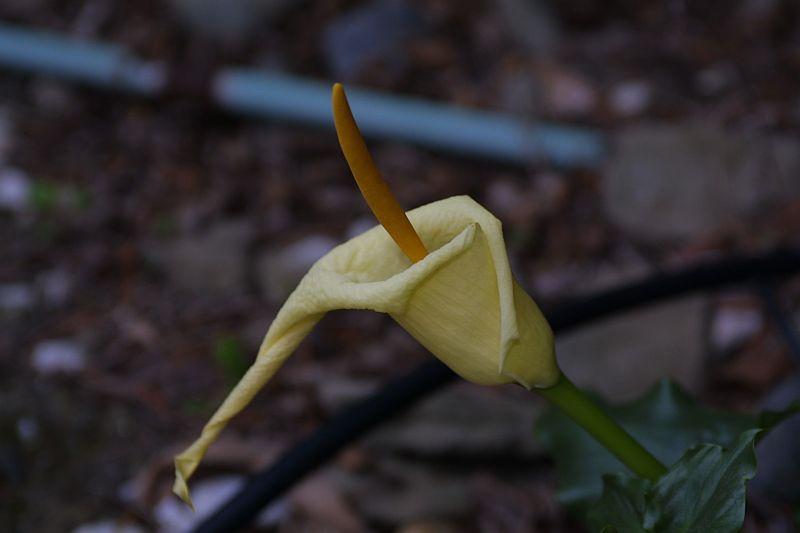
xmin=537 ymin=380 xmax=799 ymax=531
xmin=30 ymin=180 xmax=92 ymax=213
xmin=213 ymin=335 xmax=249 ymax=385
xmin=30 ymin=181 xmax=58 ymax=212
xmin=181 ymin=398 xmax=217 ymax=417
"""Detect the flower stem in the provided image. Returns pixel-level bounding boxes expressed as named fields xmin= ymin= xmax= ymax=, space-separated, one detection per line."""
xmin=536 ymin=373 xmax=667 ymax=482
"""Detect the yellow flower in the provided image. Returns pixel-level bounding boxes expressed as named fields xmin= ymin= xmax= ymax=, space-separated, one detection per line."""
xmin=173 ymin=86 xmax=559 ymax=508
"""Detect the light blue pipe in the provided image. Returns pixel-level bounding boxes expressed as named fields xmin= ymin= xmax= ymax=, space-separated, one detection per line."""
xmin=215 ymin=70 xmax=605 ymax=167
xmin=0 ymin=22 xmax=605 ymax=167
xmin=0 ymin=23 xmax=165 ymax=95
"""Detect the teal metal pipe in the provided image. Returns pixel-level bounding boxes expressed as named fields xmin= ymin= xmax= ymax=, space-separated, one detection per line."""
xmin=215 ymin=70 xmax=605 ymax=167
xmin=0 ymin=22 xmax=605 ymax=167
xmin=0 ymin=22 xmax=165 ymax=95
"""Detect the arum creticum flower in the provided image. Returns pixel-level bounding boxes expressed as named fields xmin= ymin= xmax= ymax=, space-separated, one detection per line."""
xmin=175 ymin=84 xmax=662 ymax=509
xmin=174 ymin=197 xmax=559 ymax=504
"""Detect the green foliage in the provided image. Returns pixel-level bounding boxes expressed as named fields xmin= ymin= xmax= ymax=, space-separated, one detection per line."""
xmin=588 ymin=474 xmax=650 ymax=533
xmin=30 ymin=181 xmax=58 ymax=212
xmin=536 ymin=380 xmax=799 ymax=532
xmin=213 ymin=335 xmax=248 ymax=385
xmin=181 ymin=397 xmax=216 ymax=416
xmin=30 ymin=180 xmax=92 ymax=214
xmin=588 ymin=429 xmax=760 ymax=532
xmin=535 ymin=380 xmax=754 ymax=512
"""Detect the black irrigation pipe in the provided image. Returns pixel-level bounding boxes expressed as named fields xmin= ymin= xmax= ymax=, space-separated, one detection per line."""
xmin=759 ymin=282 xmax=800 ymax=365
xmin=192 ymin=247 xmax=800 ymax=533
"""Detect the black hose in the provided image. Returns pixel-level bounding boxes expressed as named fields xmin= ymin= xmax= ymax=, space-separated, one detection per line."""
xmin=192 ymin=247 xmax=800 ymax=532
xmin=759 ymin=282 xmax=800 ymax=365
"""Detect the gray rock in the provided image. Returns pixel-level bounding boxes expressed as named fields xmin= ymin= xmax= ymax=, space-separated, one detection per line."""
xmin=147 ymin=219 xmax=252 ymax=295
xmin=31 ymin=339 xmax=87 ymax=375
xmin=72 ymin=520 xmax=145 ymax=533
xmin=170 ymin=0 xmax=302 ymax=44
xmin=609 ymin=80 xmax=651 ymax=116
xmin=323 ymin=0 xmax=425 ymax=79
xmin=709 ymin=305 xmax=763 ymax=353
xmin=556 ymin=295 xmax=706 ymax=402
xmin=335 ymin=459 xmax=471 ymax=525
xmin=0 ymin=167 xmax=31 ymax=211
xmin=257 ymin=234 xmax=337 ymax=302
xmin=604 ymin=125 xmax=800 ymax=243
xmin=154 ymin=475 xmax=288 ymax=532
xmin=538 ymin=66 xmax=597 ymax=117
xmin=695 ymin=63 xmax=739 ymax=96
xmin=317 ymin=376 xmax=380 ymax=412
xmin=0 ymin=283 xmax=35 ymax=313
xmin=290 ymin=473 xmax=363 ymax=532
xmin=366 ymin=382 xmax=544 ymax=458
xmin=37 ymin=268 xmax=73 ymax=307
xmin=496 ymin=0 xmax=561 ymax=57
xmin=16 ymin=417 xmax=39 ymax=443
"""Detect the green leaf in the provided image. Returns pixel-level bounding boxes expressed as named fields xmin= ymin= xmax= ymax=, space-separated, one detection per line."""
xmin=588 ymin=473 xmax=651 ymax=533
xmin=535 ymin=380 xmax=755 ymax=512
xmin=653 ymin=429 xmax=759 ymax=532
xmin=588 ymin=429 xmax=761 ymax=533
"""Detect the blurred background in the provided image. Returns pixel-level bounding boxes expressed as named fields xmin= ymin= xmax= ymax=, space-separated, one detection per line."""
xmin=2 ymin=0 xmax=800 ymax=531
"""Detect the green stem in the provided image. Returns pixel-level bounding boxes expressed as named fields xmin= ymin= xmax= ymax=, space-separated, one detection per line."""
xmin=536 ymin=373 xmax=667 ymax=482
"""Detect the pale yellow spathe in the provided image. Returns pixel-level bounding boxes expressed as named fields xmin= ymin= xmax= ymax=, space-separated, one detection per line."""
xmin=173 ymin=196 xmax=558 ymax=507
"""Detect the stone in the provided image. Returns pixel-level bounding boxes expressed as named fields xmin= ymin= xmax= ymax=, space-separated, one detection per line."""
xmin=169 ymin=0 xmax=301 ymax=44
xmin=603 ymin=125 xmax=800 ymax=243
xmin=709 ymin=305 xmax=763 ymax=353
xmin=556 ymin=296 xmax=706 ymax=402
xmin=0 ymin=283 xmax=35 ymax=314
xmin=496 ymin=0 xmax=560 ymax=56
xmin=154 ymin=475 xmax=289 ymax=531
xmin=290 ymin=474 xmax=362 ymax=532
xmin=256 ymin=234 xmax=337 ymax=302
xmin=72 ymin=521 xmax=144 ymax=533
xmin=16 ymin=417 xmax=39 ymax=443
xmin=335 ymin=459 xmax=471 ymax=525
xmin=695 ymin=63 xmax=738 ymax=96
xmin=37 ymin=268 xmax=73 ymax=307
xmin=0 ymin=167 xmax=31 ymax=211
xmin=537 ymin=65 xmax=597 ymax=117
xmin=609 ymin=80 xmax=651 ymax=116
xmin=146 ymin=219 xmax=252 ymax=295
xmin=366 ymin=382 xmax=544 ymax=458
xmin=31 ymin=339 xmax=87 ymax=375
xmin=323 ymin=0 xmax=425 ymax=79
xmin=317 ymin=376 xmax=380 ymax=412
